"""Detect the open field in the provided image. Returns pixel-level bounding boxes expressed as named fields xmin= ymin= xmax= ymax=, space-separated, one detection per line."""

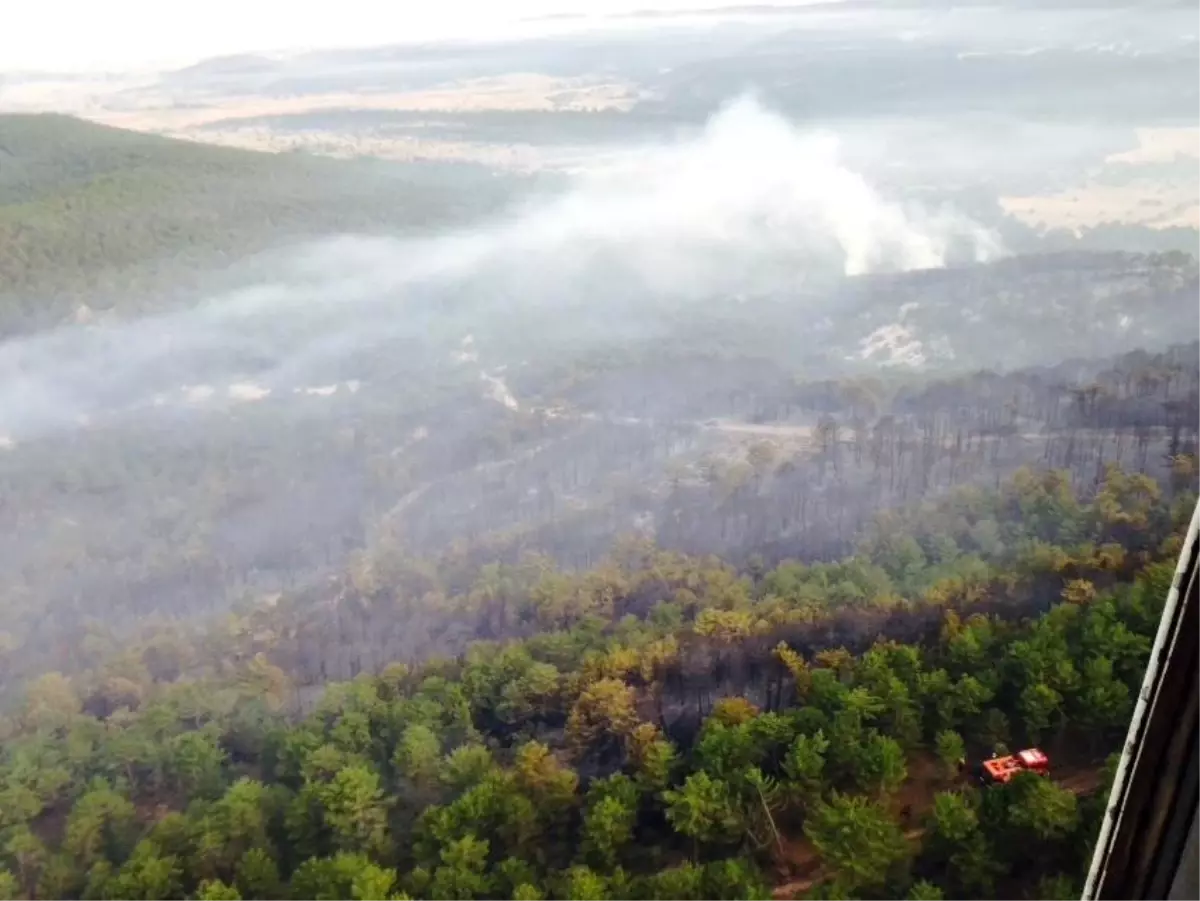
xmin=999 ymin=126 xmax=1200 ymax=234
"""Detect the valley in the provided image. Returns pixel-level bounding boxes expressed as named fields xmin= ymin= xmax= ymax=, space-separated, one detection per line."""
xmin=0 ymin=4 xmax=1196 ymax=898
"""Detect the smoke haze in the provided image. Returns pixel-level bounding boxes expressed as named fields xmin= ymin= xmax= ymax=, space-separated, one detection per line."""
xmin=2 ymin=96 xmax=1005 ymax=444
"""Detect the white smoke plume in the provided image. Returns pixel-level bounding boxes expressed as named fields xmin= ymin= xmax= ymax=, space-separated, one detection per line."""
xmin=507 ymin=95 xmax=1002 ymax=278
xmin=0 ymin=96 xmax=1003 ymax=444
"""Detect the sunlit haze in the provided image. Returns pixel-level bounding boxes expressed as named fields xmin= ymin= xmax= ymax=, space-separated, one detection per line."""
xmin=4 ymin=0 xmax=829 ymax=70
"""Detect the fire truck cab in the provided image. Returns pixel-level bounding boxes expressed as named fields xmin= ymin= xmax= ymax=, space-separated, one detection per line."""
xmin=975 ymin=748 xmax=1050 ymax=786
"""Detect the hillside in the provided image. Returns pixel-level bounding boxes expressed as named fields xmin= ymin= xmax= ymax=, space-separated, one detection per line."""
xmin=0 ymin=114 xmax=518 ymax=334
xmin=0 ymin=459 xmax=1188 ymax=901
xmin=2 ymin=335 xmax=1195 ymax=697
xmin=2 ymin=110 xmax=1194 ymax=710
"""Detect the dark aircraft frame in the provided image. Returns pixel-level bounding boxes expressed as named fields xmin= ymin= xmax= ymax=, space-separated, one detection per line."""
xmin=1083 ymin=500 xmax=1198 ymax=900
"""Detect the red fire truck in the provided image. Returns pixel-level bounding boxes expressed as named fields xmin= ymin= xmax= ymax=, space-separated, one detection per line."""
xmin=973 ymin=747 xmax=1051 ymax=786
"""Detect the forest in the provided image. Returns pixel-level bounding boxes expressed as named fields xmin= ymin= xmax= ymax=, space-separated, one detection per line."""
xmin=1 ymin=111 xmax=1197 ymax=901
xmin=0 ymin=114 xmax=523 ymax=334
xmin=0 ymin=454 xmax=1194 ymax=900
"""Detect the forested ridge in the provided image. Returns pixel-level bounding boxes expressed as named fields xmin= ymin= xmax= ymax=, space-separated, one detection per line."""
xmin=0 ymin=459 xmax=1193 ymax=900
xmin=0 ymin=114 xmax=519 ymax=334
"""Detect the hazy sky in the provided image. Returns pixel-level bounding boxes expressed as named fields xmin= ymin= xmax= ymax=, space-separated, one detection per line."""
xmin=4 ymin=1 xmax=826 ymax=71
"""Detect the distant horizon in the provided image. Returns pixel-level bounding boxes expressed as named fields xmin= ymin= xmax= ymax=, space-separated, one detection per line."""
xmin=3 ymin=0 xmax=841 ymax=73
